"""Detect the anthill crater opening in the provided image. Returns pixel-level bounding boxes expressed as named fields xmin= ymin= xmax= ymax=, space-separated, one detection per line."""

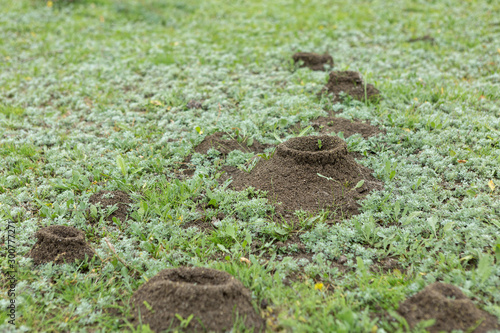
xmin=164 ymin=269 xmax=232 ymax=286
xmin=276 ymin=135 xmax=348 ymax=165
xmin=397 ymin=282 xmax=500 ymax=333
xmin=130 ymin=267 xmax=264 ymax=332
xmin=37 ymin=226 xmax=84 ymax=246
xmin=27 ymin=225 xmax=95 ymax=266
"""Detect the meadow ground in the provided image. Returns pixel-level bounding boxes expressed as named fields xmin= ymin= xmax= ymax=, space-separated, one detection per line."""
xmin=0 ymin=0 xmax=499 ymax=332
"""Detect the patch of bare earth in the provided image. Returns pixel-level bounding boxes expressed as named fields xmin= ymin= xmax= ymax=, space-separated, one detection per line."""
xmin=88 ymin=190 xmax=133 ymax=223
xmin=320 ymin=71 xmax=381 ymax=103
xmin=177 ymin=132 xmax=270 ymax=179
xmin=293 ymin=112 xmax=384 ymax=140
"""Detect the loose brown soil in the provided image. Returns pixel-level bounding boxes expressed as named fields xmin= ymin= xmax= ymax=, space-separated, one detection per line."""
xmin=397 ymin=283 xmax=500 ymax=333
xmin=294 ymin=113 xmax=383 ymax=139
xmin=130 ymin=267 xmax=265 ymax=332
xmin=27 ymin=225 xmax=95 ymax=265
xmin=88 ymin=190 xmax=133 ymax=223
xmin=194 ymin=132 xmax=269 ymax=156
xmin=177 ymin=132 xmax=270 ymax=179
xmin=292 ymin=52 xmax=334 ymax=71
xmin=224 ymin=135 xmax=383 ymax=217
xmin=320 ymin=71 xmax=381 ymax=103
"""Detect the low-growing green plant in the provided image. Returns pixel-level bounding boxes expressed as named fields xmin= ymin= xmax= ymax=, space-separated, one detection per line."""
xmin=295 ymin=210 xmax=327 ymax=230
xmin=383 ymin=159 xmax=398 ymax=181
xmin=174 ymin=314 xmax=194 ymax=329
xmin=257 ymin=148 xmax=275 ymax=161
xmin=353 ymin=216 xmax=380 ymax=246
xmin=0 ymin=104 xmax=24 ymax=117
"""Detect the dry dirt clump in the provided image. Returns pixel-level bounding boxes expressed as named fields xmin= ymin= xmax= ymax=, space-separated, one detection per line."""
xmin=292 ymin=52 xmax=334 ymax=71
xmin=225 ymin=135 xmax=382 ymax=217
xmin=320 ymin=71 xmax=381 ymax=103
xmin=130 ymin=267 xmax=265 ymax=332
xmin=27 ymin=226 xmax=95 ymax=265
xmin=88 ymin=190 xmax=133 ymax=223
xmin=194 ymin=132 xmax=269 ymax=156
xmin=397 ymin=283 xmax=500 ymax=333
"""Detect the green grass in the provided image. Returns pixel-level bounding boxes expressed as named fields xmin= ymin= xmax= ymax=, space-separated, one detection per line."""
xmin=1 ymin=0 xmax=499 ymax=332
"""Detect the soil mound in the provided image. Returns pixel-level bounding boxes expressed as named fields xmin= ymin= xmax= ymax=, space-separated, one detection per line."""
xmin=320 ymin=71 xmax=380 ymax=103
xmin=225 ymin=135 xmax=382 ymax=216
xmin=130 ymin=267 xmax=264 ymax=332
xmin=194 ymin=132 xmax=269 ymax=156
xmin=398 ymin=283 xmax=500 ymax=333
xmin=292 ymin=52 xmax=334 ymax=71
xmin=88 ymin=190 xmax=133 ymax=223
xmin=27 ymin=225 xmax=95 ymax=265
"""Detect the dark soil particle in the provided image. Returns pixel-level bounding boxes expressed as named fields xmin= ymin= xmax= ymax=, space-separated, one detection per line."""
xmin=27 ymin=225 xmax=95 ymax=265
xmin=292 ymin=52 xmax=334 ymax=71
xmin=320 ymin=71 xmax=381 ymax=103
xmin=88 ymin=190 xmax=133 ymax=223
xmin=224 ymin=135 xmax=382 ymax=217
xmin=194 ymin=132 xmax=269 ymax=156
xmin=397 ymin=283 xmax=500 ymax=333
xmin=130 ymin=267 xmax=265 ymax=332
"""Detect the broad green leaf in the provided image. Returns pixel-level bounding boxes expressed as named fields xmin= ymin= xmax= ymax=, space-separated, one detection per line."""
xmin=90 ymin=204 xmax=97 ymax=218
xmin=298 ymin=125 xmax=312 ymax=137
xmin=116 ymin=155 xmax=127 ymax=177
xmin=477 ymin=254 xmax=493 ymax=284
xmin=354 ymin=179 xmax=365 ymax=189
xmin=225 ymin=224 xmax=236 ymax=239
xmin=245 ymin=231 xmax=252 ymax=247
xmin=217 ymin=244 xmax=229 ymax=253
xmin=427 ymin=216 xmax=437 ymax=237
